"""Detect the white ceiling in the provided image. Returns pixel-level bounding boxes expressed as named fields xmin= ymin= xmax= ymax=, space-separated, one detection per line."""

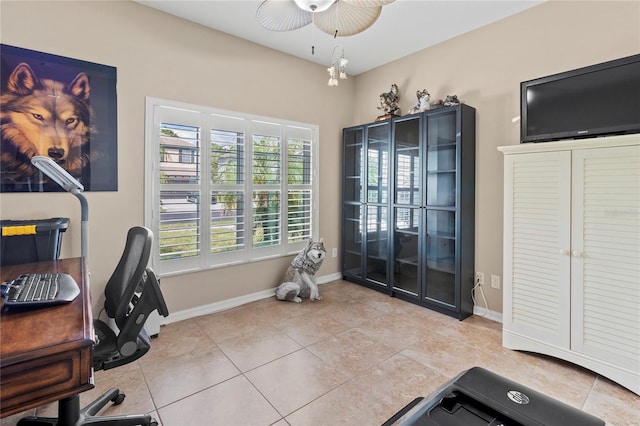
xmin=135 ymin=0 xmax=543 ymax=76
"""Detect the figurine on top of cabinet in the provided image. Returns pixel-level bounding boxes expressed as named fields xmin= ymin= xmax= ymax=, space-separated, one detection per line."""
xmin=407 ymin=89 xmax=431 ymax=114
xmin=433 ymin=95 xmax=461 ymax=108
xmin=377 ymin=83 xmax=400 ymax=120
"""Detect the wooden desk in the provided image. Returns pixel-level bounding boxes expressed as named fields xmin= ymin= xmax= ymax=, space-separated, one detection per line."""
xmin=0 ymin=258 xmax=94 ymax=418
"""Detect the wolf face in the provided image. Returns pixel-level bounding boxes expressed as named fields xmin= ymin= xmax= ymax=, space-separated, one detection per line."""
xmin=291 ymin=238 xmax=326 ymax=274
xmin=1 ymin=62 xmax=94 ymax=182
xmin=306 ymin=239 xmax=326 ymax=265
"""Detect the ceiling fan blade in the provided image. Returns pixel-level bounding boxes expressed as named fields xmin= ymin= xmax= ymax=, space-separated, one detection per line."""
xmin=342 ymin=0 xmax=395 ymax=7
xmin=257 ymin=0 xmax=313 ymax=31
xmin=314 ymin=1 xmax=382 ymax=36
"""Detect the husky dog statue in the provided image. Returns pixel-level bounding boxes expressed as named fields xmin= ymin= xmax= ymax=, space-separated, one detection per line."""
xmin=275 ymin=239 xmax=326 ymax=303
xmin=408 ymin=89 xmax=431 ymax=114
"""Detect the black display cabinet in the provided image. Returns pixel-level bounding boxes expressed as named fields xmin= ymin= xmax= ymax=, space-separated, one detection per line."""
xmin=342 ymin=104 xmax=475 ymax=320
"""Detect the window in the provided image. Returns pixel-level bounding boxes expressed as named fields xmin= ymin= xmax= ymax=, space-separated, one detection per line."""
xmin=145 ymin=98 xmax=318 ymax=275
xmin=395 ymin=151 xmax=421 ymax=230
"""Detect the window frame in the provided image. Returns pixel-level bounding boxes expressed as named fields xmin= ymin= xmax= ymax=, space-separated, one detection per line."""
xmin=144 ymin=97 xmax=319 ymax=276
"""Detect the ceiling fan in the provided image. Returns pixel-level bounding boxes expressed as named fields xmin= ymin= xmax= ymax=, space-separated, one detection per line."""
xmin=257 ymin=0 xmax=396 ymax=37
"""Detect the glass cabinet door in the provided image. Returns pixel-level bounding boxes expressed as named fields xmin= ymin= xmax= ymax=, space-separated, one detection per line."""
xmin=366 ymin=123 xmax=390 ymax=205
xmin=393 ymin=207 xmax=420 ymax=295
xmin=365 ymin=123 xmax=390 ymax=286
xmin=425 ymin=110 xmax=457 ymax=305
xmin=426 ymin=110 xmax=457 ymax=207
xmin=392 ymin=116 xmax=421 ymax=296
xmin=424 ymin=210 xmax=456 ymax=305
xmin=366 ymin=205 xmax=388 ymax=285
xmin=343 ymin=204 xmax=363 ymax=279
xmin=343 ymin=128 xmax=363 ymax=203
xmin=342 ymin=127 xmax=364 ymax=279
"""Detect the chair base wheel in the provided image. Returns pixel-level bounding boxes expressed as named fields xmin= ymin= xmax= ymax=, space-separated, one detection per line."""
xmin=112 ymin=393 xmax=126 ymax=405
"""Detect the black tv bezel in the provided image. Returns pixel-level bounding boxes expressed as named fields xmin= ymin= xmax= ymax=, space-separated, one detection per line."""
xmin=520 ymin=54 xmax=640 ymax=143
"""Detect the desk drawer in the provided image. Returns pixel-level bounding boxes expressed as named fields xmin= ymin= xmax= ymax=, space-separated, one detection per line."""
xmin=0 ymin=346 xmax=93 ymax=417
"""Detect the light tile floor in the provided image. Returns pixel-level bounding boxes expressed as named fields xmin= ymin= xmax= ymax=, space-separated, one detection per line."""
xmin=3 ymin=280 xmax=639 ymax=426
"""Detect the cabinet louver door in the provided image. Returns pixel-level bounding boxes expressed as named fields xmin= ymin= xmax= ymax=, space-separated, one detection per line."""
xmin=503 ymin=151 xmax=571 ymax=348
xmin=571 ymin=146 xmax=640 ymax=369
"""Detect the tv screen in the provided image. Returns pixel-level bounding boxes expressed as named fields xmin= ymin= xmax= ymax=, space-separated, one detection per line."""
xmin=521 ymin=54 xmax=640 ymax=143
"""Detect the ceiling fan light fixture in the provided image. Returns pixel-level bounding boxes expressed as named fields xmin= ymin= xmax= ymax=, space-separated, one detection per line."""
xmin=294 ymin=0 xmax=335 ymax=13
xmin=314 ymin=0 xmax=382 ymax=36
xmin=328 ymin=45 xmax=348 ymax=86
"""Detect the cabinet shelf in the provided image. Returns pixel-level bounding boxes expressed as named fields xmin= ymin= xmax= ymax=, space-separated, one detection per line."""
xmin=427 ymin=169 xmax=456 ymax=174
xmin=395 ymin=229 xmax=419 ymax=236
xmin=367 ymin=254 xmax=387 ymax=261
xmin=396 ymin=145 xmax=420 ymax=152
xmin=428 ymin=141 xmax=456 ymax=150
xmin=428 ymin=232 xmax=455 ymax=239
xmin=427 ymin=138 xmax=457 ymax=149
xmin=396 ymin=256 xmax=418 ymax=266
xmin=427 ymin=204 xmax=456 ymax=209
xmin=425 ymin=206 xmax=456 ymax=212
xmin=426 ymin=257 xmax=455 ymax=274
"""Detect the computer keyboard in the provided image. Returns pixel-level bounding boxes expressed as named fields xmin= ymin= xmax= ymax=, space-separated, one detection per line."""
xmin=3 ymin=273 xmax=80 ymax=307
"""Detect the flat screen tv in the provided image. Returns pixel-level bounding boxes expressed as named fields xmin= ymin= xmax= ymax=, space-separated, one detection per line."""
xmin=521 ymin=54 xmax=640 ymax=143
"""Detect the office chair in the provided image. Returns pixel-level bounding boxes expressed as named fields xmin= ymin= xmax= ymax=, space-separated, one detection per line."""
xmin=18 ymin=226 xmax=169 ymax=426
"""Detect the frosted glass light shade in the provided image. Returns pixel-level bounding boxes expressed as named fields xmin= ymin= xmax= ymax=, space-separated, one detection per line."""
xmin=293 ymin=0 xmax=335 ymax=13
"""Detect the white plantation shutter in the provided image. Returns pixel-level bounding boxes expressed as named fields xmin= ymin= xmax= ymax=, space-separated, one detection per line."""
xmin=286 ymin=126 xmax=313 ymax=244
xmin=251 ymin=121 xmax=281 ymax=256
xmin=209 ymin=118 xmax=246 ymax=259
xmin=153 ymin=107 xmax=203 ymax=273
xmin=145 ymin=98 xmax=318 ymax=275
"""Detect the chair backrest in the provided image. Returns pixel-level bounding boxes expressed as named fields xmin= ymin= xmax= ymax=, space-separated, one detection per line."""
xmin=103 ymin=226 xmax=152 ymax=328
xmin=115 ymin=268 xmax=168 ymax=362
xmin=97 ymin=226 xmax=170 ymax=370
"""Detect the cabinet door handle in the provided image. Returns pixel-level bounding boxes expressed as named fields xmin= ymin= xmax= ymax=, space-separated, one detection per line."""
xmin=559 ymin=249 xmax=570 ymax=256
xmin=572 ymin=250 xmax=583 ymax=257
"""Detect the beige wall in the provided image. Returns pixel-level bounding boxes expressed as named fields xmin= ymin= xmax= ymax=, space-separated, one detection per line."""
xmin=1 ymin=0 xmax=638 ymax=317
xmin=0 ymin=0 xmax=354 ymax=313
xmin=352 ymin=0 xmax=639 ymax=313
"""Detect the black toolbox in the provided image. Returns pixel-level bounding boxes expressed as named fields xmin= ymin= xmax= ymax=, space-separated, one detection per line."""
xmin=1 ymin=218 xmax=70 ymax=266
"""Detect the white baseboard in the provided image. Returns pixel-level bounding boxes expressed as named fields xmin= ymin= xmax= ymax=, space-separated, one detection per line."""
xmin=473 ymin=305 xmax=503 ymax=323
xmin=160 ymin=272 xmax=502 ymax=329
xmin=160 ymin=272 xmax=343 ymax=327
xmin=317 ymin=272 xmax=342 ymax=284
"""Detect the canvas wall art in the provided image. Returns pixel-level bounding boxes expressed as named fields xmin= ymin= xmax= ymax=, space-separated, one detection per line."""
xmin=0 ymin=44 xmax=117 ymax=192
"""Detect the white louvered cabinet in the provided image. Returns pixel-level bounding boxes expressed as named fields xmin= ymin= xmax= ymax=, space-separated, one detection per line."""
xmin=499 ymin=134 xmax=640 ymax=396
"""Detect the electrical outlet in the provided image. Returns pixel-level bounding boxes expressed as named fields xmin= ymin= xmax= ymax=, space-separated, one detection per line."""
xmin=332 ymin=248 xmax=338 ymax=258
xmin=476 ymin=272 xmax=485 ymax=286
xmin=491 ymin=274 xmax=501 ymax=289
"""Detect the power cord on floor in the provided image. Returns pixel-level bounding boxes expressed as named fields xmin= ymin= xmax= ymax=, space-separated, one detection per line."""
xmin=472 ymin=275 xmax=490 ymax=317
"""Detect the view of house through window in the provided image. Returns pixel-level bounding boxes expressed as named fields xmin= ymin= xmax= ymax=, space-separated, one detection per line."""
xmin=145 ymin=99 xmax=318 ymax=275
